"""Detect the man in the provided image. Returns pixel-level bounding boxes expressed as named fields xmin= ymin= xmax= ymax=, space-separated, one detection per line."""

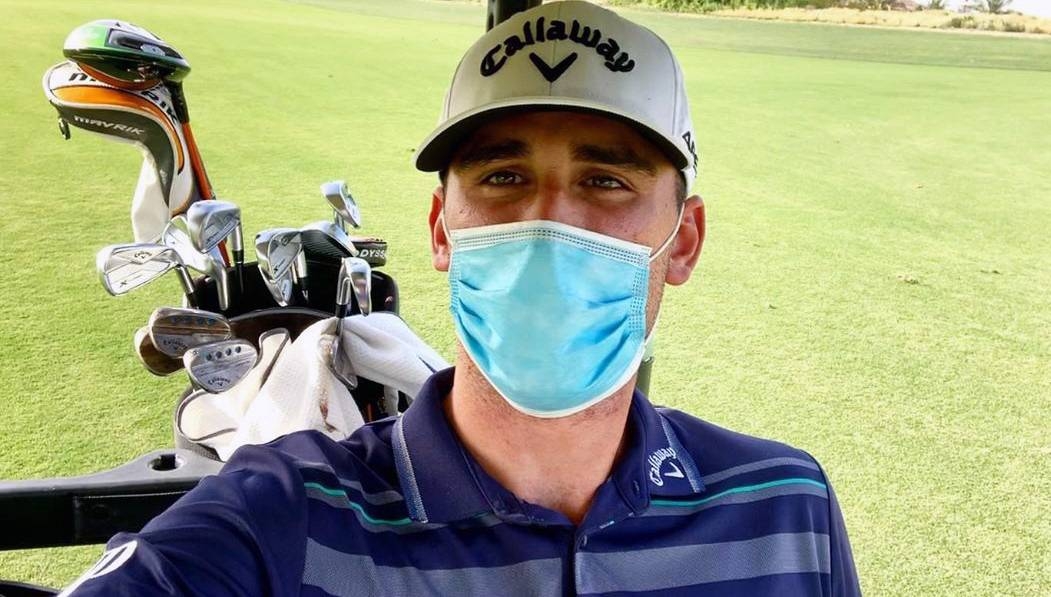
xmin=64 ymin=1 xmax=861 ymax=595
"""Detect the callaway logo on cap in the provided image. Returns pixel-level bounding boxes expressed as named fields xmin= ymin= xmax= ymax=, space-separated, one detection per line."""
xmin=415 ymin=0 xmax=698 ymax=188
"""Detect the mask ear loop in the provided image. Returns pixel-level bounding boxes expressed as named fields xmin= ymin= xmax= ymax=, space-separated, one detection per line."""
xmin=649 ymin=204 xmax=686 ymax=262
xmin=642 ymin=204 xmax=686 ymax=350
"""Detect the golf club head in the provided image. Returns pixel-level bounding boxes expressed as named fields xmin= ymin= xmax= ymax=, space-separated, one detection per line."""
xmin=162 ymin=217 xmax=230 ymax=310
xmin=320 ymin=180 xmax=361 ymax=229
xmin=255 ymin=228 xmax=302 ymax=280
xmin=301 ymin=220 xmax=358 ymax=262
xmin=97 ymin=242 xmax=185 ymax=295
xmin=63 ymin=20 xmax=190 ymax=86
xmin=148 ymin=306 xmax=232 ymax=358
xmin=183 ymin=338 xmax=258 ymax=394
xmin=339 ymin=256 xmax=372 ymax=316
xmin=186 ymin=200 xmax=241 ymax=253
xmin=134 ymin=326 xmax=182 ymax=376
xmin=260 ymin=267 xmax=296 ymax=307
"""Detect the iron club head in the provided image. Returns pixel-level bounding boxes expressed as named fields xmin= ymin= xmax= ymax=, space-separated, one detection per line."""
xmin=163 ymin=217 xmax=230 ymax=311
xmin=320 ymin=180 xmax=361 ymax=230
xmin=97 ymin=242 xmax=196 ymax=305
xmin=255 ymin=228 xmax=302 ymax=281
xmin=339 ymin=256 xmax=372 ymax=317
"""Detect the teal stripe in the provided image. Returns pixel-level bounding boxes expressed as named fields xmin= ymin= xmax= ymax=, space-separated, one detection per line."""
xmin=651 ymin=477 xmax=826 ymax=508
xmin=304 ymin=482 xmax=413 ymax=526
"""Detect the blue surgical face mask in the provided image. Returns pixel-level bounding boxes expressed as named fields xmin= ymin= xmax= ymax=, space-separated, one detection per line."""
xmin=445 ymin=212 xmax=682 ymax=418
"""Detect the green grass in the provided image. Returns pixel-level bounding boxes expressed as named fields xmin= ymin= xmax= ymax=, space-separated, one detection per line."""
xmin=1 ymin=0 xmax=1049 ymax=593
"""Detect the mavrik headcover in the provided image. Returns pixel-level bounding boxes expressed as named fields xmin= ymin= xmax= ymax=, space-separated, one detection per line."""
xmin=43 ymin=61 xmax=205 ymax=242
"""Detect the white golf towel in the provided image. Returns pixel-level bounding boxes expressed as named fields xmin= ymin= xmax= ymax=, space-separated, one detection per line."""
xmin=177 ymin=313 xmax=449 ymax=461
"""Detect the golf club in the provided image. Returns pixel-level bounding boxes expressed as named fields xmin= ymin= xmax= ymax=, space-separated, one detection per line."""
xmin=183 ymin=338 xmax=258 ymax=394
xmin=148 ymin=306 xmax=232 ymax=358
xmin=62 ymin=20 xmax=215 ymax=201
xmin=344 ymin=257 xmax=372 ymax=317
xmin=294 ymin=249 xmax=309 ymax=302
xmin=97 ymin=242 xmax=197 ymax=306
xmin=330 ymin=257 xmax=365 ymax=390
xmin=134 ymin=326 xmax=182 ymax=376
xmin=186 ymin=200 xmax=244 ymax=294
xmin=300 ymin=220 xmax=359 ymax=262
xmin=163 ymin=216 xmax=230 ymax=311
xmin=255 ymin=228 xmax=302 ymax=307
xmin=320 ymin=180 xmax=361 ymax=231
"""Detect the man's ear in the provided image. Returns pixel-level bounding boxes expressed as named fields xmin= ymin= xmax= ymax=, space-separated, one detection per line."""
xmin=665 ymin=195 xmax=705 ymax=286
xmin=429 ymin=186 xmax=450 ymax=272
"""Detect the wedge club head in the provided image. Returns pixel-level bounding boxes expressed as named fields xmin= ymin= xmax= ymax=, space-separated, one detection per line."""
xmin=148 ymin=306 xmax=232 ymax=358
xmin=320 ymin=180 xmax=361 ymax=230
xmin=97 ymin=242 xmax=196 ymax=305
xmin=134 ymin=326 xmax=182 ymax=376
xmin=183 ymin=338 xmax=258 ymax=394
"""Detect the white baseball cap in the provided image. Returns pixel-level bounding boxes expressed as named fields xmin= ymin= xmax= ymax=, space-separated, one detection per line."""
xmin=415 ymin=0 xmax=698 ymax=188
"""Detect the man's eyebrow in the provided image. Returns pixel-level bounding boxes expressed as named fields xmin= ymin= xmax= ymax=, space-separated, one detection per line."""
xmin=451 ymin=139 xmax=530 ymax=172
xmin=572 ymin=144 xmax=657 ymax=176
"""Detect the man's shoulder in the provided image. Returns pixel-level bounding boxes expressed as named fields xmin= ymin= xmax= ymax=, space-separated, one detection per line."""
xmin=654 ymin=405 xmax=826 ymax=481
xmin=222 ymin=418 xmax=401 ymax=496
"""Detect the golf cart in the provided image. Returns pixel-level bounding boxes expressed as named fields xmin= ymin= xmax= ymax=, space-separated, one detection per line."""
xmin=0 ymin=1 xmax=658 ymax=593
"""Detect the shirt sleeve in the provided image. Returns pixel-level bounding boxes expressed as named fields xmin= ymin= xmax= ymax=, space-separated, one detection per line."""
xmin=60 ymin=445 xmax=310 ymax=597
xmin=819 ymin=463 xmax=863 ymax=597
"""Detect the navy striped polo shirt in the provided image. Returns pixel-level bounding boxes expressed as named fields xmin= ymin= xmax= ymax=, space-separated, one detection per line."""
xmin=67 ymin=368 xmax=861 ymax=596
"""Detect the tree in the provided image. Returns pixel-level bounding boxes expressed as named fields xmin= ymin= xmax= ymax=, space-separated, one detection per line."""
xmin=927 ymin=0 xmax=946 ymax=9
xmin=983 ymin=0 xmax=1013 ymax=13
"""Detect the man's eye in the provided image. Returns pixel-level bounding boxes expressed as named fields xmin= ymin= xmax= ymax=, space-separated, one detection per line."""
xmin=585 ymin=175 xmax=625 ymax=190
xmin=483 ymin=172 xmax=522 ymax=185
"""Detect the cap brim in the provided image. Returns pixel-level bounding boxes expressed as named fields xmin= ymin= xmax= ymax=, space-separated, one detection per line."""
xmin=415 ymin=97 xmax=690 ymax=173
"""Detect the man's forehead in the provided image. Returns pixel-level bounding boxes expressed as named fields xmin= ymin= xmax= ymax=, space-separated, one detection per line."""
xmin=450 ymin=110 xmax=672 ymax=173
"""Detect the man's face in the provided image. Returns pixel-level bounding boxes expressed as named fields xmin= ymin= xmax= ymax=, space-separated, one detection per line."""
xmin=429 ymin=110 xmax=704 ymax=335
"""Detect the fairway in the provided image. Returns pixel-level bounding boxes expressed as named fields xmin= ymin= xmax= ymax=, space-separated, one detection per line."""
xmin=1 ymin=0 xmax=1049 ymax=593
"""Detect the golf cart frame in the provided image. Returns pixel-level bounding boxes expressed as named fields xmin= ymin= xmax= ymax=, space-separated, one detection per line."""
xmin=1 ymin=0 xmax=656 ymax=585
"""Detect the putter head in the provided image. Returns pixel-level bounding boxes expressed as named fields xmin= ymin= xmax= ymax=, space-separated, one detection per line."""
xmin=148 ymin=306 xmax=232 ymax=358
xmin=97 ymin=242 xmax=183 ymax=295
xmin=339 ymin=257 xmax=372 ymax=316
xmin=320 ymin=180 xmax=361 ymax=229
xmin=186 ymin=200 xmax=241 ymax=253
xmin=134 ymin=326 xmax=182 ymax=376
xmin=183 ymin=338 xmax=258 ymax=394
xmin=63 ymin=20 xmax=190 ymax=86
xmin=254 ymin=228 xmax=302 ymax=280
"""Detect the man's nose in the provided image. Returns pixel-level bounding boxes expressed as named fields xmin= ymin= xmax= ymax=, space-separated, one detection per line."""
xmin=520 ymin=175 xmax=581 ymax=226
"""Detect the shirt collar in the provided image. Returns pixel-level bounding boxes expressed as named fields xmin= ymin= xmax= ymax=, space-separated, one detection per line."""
xmin=392 ymin=368 xmax=705 ymax=524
